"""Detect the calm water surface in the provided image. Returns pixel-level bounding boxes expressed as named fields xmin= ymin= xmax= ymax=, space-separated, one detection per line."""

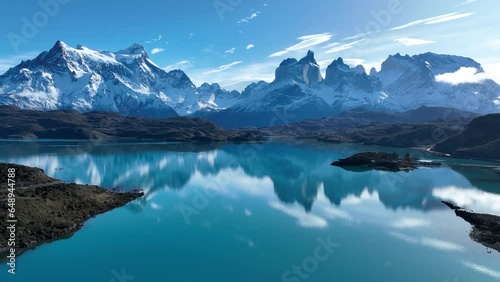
xmin=0 ymin=140 xmax=499 ymax=282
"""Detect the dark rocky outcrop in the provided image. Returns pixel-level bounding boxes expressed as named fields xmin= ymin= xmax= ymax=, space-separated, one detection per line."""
xmin=442 ymin=201 xmax=500 ymax=253
xmin=324 ymin=58 xmax=379 ymax=92
xmin=0 ymin=163 xmax=143 ymax=257
xmin=274 ymin=50 xmax=323 ymax=87
xmin=331 ymin=152 xmax=441 ymax=171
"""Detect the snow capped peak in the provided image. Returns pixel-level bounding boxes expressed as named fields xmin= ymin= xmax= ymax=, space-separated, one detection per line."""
xmin=324 ymin=57 xmax=377 ymax=93
xmin=353 ymin=65 xmax=366 ymax=74
xmin=1 ymin=42 xmax=499 ymax=124
xmin=279 ymin=58 xmax=298 ymax=67
xmin=44 ymin=40 xmax=70 ymax=58
xmin=298 ymin=50 xmax=318 ymax=65
xmin=0 ymin=41 xmax=235 ymax=117
xmin=274 ymin=50 xmax=323 ymax=86
xmin=199 ymin=82 xmax=221 ymax=91
xmin=412 ymin=52 xmax=484 ymax=75
xmin=381 ymin=53 xmax=416 ymax=72
xmin=76 ymin=44 xmax=90 ymax=50
xmin=116 ymin=43 xmax=147 ymax=56
xmin=53 ymin=40 xmax=69 ymax=50
xmin=327 ymin=57 xmax=349 ymax=70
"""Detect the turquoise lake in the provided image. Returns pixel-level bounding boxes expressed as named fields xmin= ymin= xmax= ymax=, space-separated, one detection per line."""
xmin=1 ymin=140 xmax=500 ymax=282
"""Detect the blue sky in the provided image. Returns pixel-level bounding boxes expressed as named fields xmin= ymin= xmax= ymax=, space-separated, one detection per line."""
xmin=0 ymin=0 xmax=499 ymax=90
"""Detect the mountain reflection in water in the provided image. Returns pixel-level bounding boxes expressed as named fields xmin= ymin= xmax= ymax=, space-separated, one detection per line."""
xmin=1 ymin=140 xmax=499 ymax=217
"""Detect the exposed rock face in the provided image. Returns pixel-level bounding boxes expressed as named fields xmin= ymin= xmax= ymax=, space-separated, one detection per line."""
xmin=274 ymin=50 xmax=323 ymax=87
xmin=324 ymin=58 xmax=379 ymax=93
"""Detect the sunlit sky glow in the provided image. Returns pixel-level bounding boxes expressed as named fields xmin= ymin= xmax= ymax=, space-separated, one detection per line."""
xmin=0 ymin=0 xmax=499 ymax=90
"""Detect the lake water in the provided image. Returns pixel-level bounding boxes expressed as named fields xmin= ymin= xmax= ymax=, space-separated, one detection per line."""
xmin=1 ymin=140 xmax=499 ymax=282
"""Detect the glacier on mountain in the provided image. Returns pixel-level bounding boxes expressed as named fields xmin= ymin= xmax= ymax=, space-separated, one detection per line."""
xmin=1 ymin=41 xmax=499 ymax=126
xmin=0 ymin=41 xmax=241 ymax=118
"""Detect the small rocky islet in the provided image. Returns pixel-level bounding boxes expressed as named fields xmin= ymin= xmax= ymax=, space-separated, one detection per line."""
xmin=331 ymin=152 xmax=441 ymax=172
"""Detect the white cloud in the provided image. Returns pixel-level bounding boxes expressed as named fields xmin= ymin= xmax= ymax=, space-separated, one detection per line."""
xmin=225 ymin=47 xmax=236 ymax=54
xmin=189 ymin=33 xmax=194 ymax=40
xmin=390 ymin=12 xmax=474 ymax=30
xmin=269 ymin=33 xmax=333 ymax=57
xmin=163 ymin=60 xmax=192 ymax=71
xmin=151 ymin=48 xmax=166 ymax=55
xmin=456 ymin=0 xmax=477 ymax=7
xmin=391 ymin=218 xmax=431 ymax=229
xmin=394 ymin=38 xmax=436 ymax=46
xmin=432 ymin=186 xmax=500 ymax=215
xmin=145 ymin=34 xmax=162 ymax=44
xmin=390 ymin=232 xmax=466 ymax=252
xmin=324 ymin=39 xmax=364 ymax=54
xmin=425 ymin=12 xmax=474 ymax=25
xmin=269 ymin=201 xmax=328 ymax=228
xmin=343 ymin=58 xmax=365 ymax=66
xmin=244 ymin=208 xmax=252 ymax=216
xmin=204 ymin=61 xmax=243 ymax=75
xmin=189 ymin=60 xmax=276 ymax=91
xmin=269 ymin=50 xmax=289 ymax=57
xmin=483 ymin=63 xmax=500 ymax=84
xmin=420 ymin=237 xmax=466 ymax=252
xmin=150 ymin=202 xmax=162 ymax=210
xmin=462 ymin=261 xmax=500 ymax=279
xmin=0 ymin=52 xmax=41 ymax=74
xmin=341 ymin=32 xmax=370 ymax=41
xmin=246 ymin=44 xmax=255 ymax=50
xmin=237 ymin=11 xmax=261 ymax=24
xmin=435 ymin=67 xmax=493 ymax=85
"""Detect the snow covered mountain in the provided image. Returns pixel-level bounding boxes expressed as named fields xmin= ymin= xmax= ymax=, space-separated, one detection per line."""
xmin=319 ymin=57 xmax=388 ymax=113
xmin=373 ymin=53 xmax=500 ymax=113
xmin=1 ymin=42 xmax=499 ymax=127
xmin=0 ymin=41 xmax=241 ymax=117
xmin=203 ymin=50 xmax=500 ymax=127
xmin=199 ymin=51 xmax=335 ymax=127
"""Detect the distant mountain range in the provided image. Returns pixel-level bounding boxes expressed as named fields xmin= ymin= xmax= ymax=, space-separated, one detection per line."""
xmin=1 ymin=41 xmax=499 ymax=127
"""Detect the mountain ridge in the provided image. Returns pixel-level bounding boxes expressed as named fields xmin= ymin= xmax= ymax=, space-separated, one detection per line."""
xmin=1 ymin=41 xmax=499 ymax=127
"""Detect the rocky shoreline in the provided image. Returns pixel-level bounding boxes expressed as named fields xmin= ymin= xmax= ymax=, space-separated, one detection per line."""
xmin=442 ymin=201 xmax=500 ymax=253
xmin=0 ymin=163 xmax=143 ymax=258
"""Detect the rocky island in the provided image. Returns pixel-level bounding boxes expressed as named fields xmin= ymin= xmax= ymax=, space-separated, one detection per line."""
xmin=331 ymin=152 xmax=441 ymax=171
xmin=0 ymin=163 xmax=143 ymax=258
xmin=442 ymin=201 xmax=500 ymax=253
